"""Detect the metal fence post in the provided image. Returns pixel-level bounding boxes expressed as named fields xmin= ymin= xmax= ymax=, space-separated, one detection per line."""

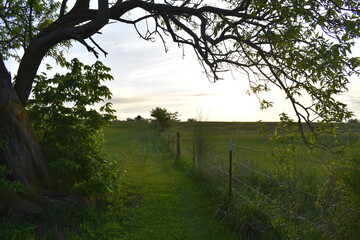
xmin=229 ymin=139 xmax=233 ymax=201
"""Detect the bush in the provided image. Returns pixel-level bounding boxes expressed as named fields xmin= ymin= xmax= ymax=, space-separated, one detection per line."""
xmin=318 ymin=141 xmax=360 ymax=240
xmin=150 ymin=107 xmax=179 ymax=131
xmin=28 ymin=58 xmax=119 ymax=198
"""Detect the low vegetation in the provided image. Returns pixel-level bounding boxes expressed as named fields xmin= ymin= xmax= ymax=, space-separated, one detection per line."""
xmin=1 ymin=119 xmax=359 ymax=239
xmin=28 ymin=58 xmax=118 ymax=198
xmin=0 ymin=122 xmax=238 ymax=240
xmin=166 ymin=120 xmax=360 ymax=239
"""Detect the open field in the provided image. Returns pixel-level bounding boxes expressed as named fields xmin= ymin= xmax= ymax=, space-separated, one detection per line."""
xmin=171 ymin=122 xmax=332 ymax=177
xmin=0 ymin=121 xmax=239 ymax=240
xmin=1 ymin=121 xmax=358 ymax=239
xmin=103 ymin=121 xmax=239 ymax=240
xmin=164 ymin=121 xmax=360 ymax=239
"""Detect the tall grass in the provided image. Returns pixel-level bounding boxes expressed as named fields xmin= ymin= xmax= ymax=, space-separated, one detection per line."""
xmin=167 ymin=121 xmax=360 ymax=239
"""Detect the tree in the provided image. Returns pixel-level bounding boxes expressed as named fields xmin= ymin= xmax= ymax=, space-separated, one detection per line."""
xmin=135 ymin=115 xmax=145 ymax=121
xmin=0 ymin=0 xmax=359 ymax=213
xmin=150 ymin=107 xmax=179 ymax=131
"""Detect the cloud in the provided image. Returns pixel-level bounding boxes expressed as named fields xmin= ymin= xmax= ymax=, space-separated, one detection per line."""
xmin=110 ymin=96 xmax=149 ymax=104
xmin=348 ymin=98 xmax=360 ymax=107
xmin=180 ymin=93 xmax=219 ymax=97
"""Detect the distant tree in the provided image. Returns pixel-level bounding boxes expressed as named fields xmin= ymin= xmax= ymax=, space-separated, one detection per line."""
xmin=150 ymin=107 xmax=179 ymax=131
xmin=348 ymin=119 xmax=359 ymax=124
xmin=347 ymin=118 xmax=360 ymax=130
xmin=188 ymin=118 xmax=197 ymax=122
xmin=134 ymin=115 xmax=145 ymax=121
xmin=126 ymin=118 xmax=135 ymax=122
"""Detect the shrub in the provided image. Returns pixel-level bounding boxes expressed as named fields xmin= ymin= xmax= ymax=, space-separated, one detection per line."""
xmin=150 ymin=107 xmax=179 ymax=131
xmin=28 ymin=58 xmax=119 ymax=198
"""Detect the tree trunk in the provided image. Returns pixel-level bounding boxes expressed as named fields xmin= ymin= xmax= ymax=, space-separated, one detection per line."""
xmin=0 ymin=1 xmax=112 ymax=215
xmin=0 ymin=59 xmax=50 ymax=215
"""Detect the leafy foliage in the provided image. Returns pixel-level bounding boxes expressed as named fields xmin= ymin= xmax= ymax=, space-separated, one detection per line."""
xmin=262 ymin=114 xmax=360 ymax=238
xmin=0 ymin=165 xmax=24 ymax=193
xmin=134 ymin=115 xmax=145 ymax=121
xmin=0 ymin=0 xmax=62 ymax=60
xmin=150 ymin=107 xmax=179 ymax=131
xmin=317 ymin=141 xmax=360 ymax=240
xmin=28 ymin=58 xmax=118 ymax=197
xmin=1 ymin=0 xmax=357 ymax=127
xmin=153 ymin=0 xmax=359 ymax=129
xmin=0 ymin=140 xmax=24 ymax=192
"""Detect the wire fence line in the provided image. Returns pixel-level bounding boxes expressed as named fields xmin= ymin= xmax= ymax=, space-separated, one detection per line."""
xmin=216 ymin=141 xmax=360 ymax=172
xmin=231 ymin=158 xmax=320 ymax=201
xmin=160 ymin=129 xmax=359 ymax=236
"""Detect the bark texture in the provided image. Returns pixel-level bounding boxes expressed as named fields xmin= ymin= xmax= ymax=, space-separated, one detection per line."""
xmin=0 ymin=59 xmax=49 ymax=214
xmin=0 ymin=0 xmax=111 ymax=214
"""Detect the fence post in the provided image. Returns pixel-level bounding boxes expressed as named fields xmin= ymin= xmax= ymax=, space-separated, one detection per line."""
xmin=176 ymin=132 xmax=180 ymax=160
xmin=192 ymin=140 xmax=196 ymax=168
xmin=172 ymin=135 xmax=175 ymax=154
xmin=229 ymin=139 xmax=233 ymax=201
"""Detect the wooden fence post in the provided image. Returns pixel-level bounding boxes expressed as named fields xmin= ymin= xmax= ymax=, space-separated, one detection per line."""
xmin=176 ymin=132 xmax=180 ymax=160
xmin=172 ymin=135 xmax=175 ymax=153
xmin=229 ymin=139 xmax=233 ymax=201
xmin=192 ymin=140 xmax=196 ymax=168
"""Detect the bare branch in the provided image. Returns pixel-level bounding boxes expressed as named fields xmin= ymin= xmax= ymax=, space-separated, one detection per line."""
xmin=117 ymin=14 xmax=155 ymax=24
xmin=28 ymin=0 xmax=34 ymax=40
xmin=89 ymin=36 xmax=108 ymax=57
xmin=74 ymin=37 xmax=99 ymax=58
xmin=60 ymin=0 xmax=68 ymax=17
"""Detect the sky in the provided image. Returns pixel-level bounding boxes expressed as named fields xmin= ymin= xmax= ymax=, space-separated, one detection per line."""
xmin=61 ymin=19 xmax=360 ymax=122
xmin=60 ymin=23 xmax=294 ymax=122
xmin=6 ymin=3 xmax=360 ymax=122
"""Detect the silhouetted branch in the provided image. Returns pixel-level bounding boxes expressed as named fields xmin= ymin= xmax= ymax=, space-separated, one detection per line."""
xmin=60 ymin=0 xmax=68 ymax=17
xmin=89 ymin=36 xmax=108 ymax=57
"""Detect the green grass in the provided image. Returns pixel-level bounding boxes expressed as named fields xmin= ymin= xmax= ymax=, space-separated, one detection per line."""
xmin=1 ymin=121 xmax=239 ymax=239
xmin=164 ymin=121 xmax=360 ymax=239
xmin=2 ymin=121 xmax=358 ymax=239
xmin=103 ymin=121 xmax=238 ymax=240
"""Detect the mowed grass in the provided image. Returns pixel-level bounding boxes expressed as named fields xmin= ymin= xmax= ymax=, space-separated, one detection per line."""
xmin=1 ymin=121 xmax=238 ymax=240
xmin=102 ymin=121 xmax=238 ymax=240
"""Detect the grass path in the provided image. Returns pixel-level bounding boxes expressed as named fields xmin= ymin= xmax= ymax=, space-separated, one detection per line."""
xmin=103 ymin=122 xmax=237 ymax=240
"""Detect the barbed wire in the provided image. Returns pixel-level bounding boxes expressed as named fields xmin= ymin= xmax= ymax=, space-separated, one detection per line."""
xmin=208 ymin=162 xmax=300 ymax=221
xmin=160 ymin=130 xmax=359 ymax=225
xmin=231 ymin=159 xmax=319 ymax=200
xmin=213 ymin=141 xmax=359 ymax=172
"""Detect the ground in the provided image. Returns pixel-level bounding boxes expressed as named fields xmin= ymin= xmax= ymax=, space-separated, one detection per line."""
xmin=103 ymin=122 xmax=238 ymax=240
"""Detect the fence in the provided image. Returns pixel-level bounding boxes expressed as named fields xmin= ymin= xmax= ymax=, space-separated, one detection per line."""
xmin=161 ymin=126 xmax=360 ymax=238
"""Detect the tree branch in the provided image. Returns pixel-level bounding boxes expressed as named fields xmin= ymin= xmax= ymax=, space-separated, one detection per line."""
xmin=28 ymin=0 xmax=34 ymax=40
xmin=0 ymin=56 xmax=11 ymax=85
xmin=60 ymin=0 xmax=69 ymax=17
xmin=89 ymin=36 xmax=108 ymax=57
xmin=75 ymin=37 xmax=100 ymax=58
